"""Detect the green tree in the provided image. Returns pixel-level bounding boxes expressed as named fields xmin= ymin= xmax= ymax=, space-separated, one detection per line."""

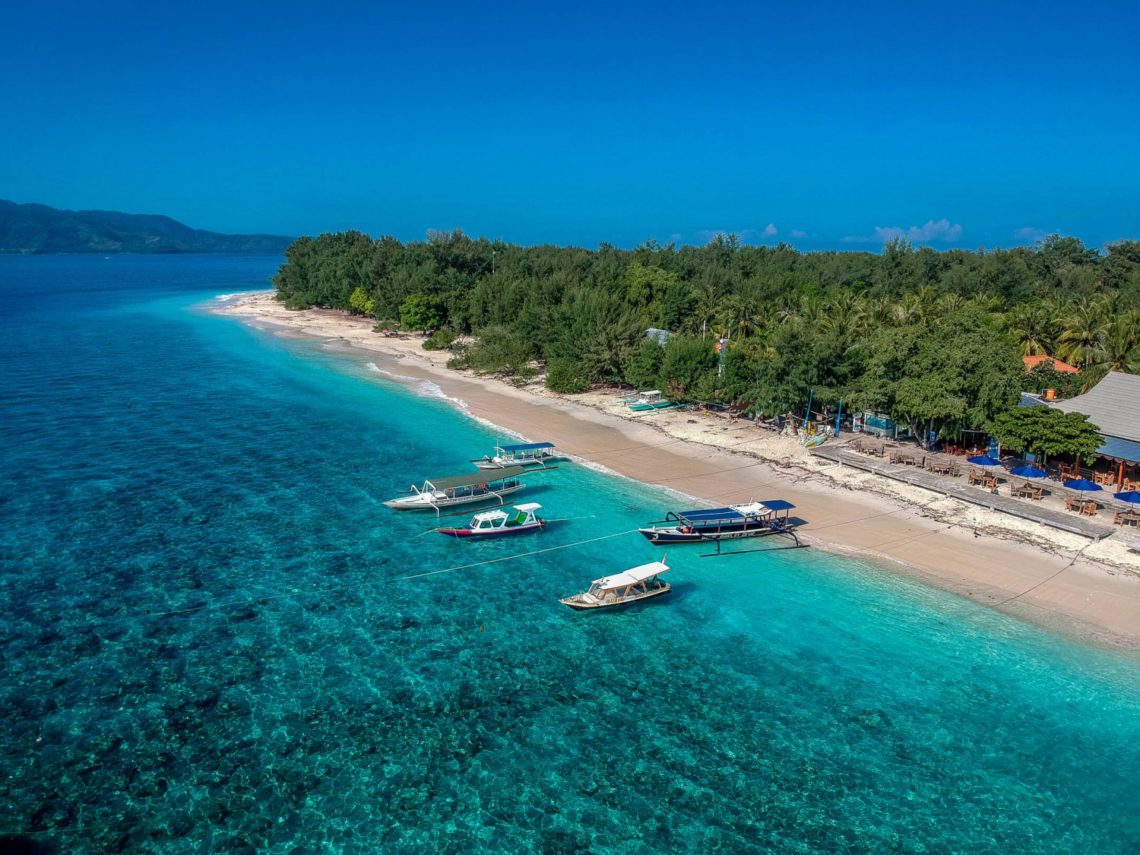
xmin=658 ymin=336 xmax=717 ymax=401
xmin=399 ymin=293 xmax=446 ymax=333
xmin=348 ymin=287 xmax=375 ymax=316
xmin=545 ymin=358 xmax=589 ymax=393
xmin=989 ymin=407 xmax=1102 ymax=464
xmin=856 ymin=311 xmax=1023 ymax=444
xmin=625 ymin=337 xmax=665 ymax=390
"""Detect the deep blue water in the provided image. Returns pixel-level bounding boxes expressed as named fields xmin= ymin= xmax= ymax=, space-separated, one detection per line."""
xmin=1 ymin=254 xmax=1139 ymax=853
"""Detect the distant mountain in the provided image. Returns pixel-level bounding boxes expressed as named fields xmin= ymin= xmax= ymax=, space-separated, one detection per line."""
xmin=0 ymin=199 xmax=293 ymax=254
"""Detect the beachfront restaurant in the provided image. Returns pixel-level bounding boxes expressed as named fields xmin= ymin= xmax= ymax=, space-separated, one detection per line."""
xmin=1044 ymin=371 xmax=1140 ymax=490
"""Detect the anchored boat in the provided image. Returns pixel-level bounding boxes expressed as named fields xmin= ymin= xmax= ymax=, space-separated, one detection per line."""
xmin=560 ymin=559 xmax=671 ymax=610
xmin=436 ymin=503 xmax=546 ymax=539
xmin=639 ymin=500 xmax=798 ymax=544
xmin=383 ymin=466 xmax=526 ymax=511
xmin=473 ymin=441 xmax=560 ymax=470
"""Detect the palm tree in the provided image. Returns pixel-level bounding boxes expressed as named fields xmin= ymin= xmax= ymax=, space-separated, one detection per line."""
xmin=1080 ymin=310 xmax=1140 ymax=388
xmin=821 ymin=292 xmax=865 ymax=340
xmin=1006 ymin=303 xmax=1058 ymax=356
xmin=686 ymin=282 xmax=719 ymax=337
xmin=1056 ymin=297 xmax=1104 ymax=367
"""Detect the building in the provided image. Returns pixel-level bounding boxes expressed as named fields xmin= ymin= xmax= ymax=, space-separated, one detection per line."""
xmin=1048 ymin=371 xmax=1140 ymax=489
xmin=1021 ymin=354 xmax=1080 ymax=374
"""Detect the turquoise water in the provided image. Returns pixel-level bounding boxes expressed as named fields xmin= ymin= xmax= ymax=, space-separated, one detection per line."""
xmin=1 ymin=255 xmax=1139 ymax=853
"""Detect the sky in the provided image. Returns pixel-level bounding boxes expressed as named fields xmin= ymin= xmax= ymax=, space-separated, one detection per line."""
xmin=2 ymin=0 xmax=1138 ymax=249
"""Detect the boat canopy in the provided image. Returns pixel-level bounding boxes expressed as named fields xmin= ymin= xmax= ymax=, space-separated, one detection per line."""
xmin=498 ymin=442 xmax=554 ymax=453
xmin=424 ymin=465 xmax=526 ymax=490
xmin=675 ymin=500 xmax=795 ymax=522
xmin=591 ymin=561 xmax=669 ymax=590
xmin=675 ymin=507 xmax=752 ymax=522
xmin=757 ymin=499 xmax=795 ymax=511
xmin=471 ymin=509 xmax=510 ymax=523
xmin=513 ymin=502 xmax=542 ymax=513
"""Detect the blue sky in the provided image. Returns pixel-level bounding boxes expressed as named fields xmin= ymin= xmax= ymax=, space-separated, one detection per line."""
xmin=2 ymin=0 xmax=1138 ymax=249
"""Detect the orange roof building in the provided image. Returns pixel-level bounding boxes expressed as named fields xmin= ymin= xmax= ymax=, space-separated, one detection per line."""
xmin=1022 ymin=354 xmax=1080 ymax=374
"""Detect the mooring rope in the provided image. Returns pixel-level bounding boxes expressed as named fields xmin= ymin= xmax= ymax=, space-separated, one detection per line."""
xmin=402 ymin=528 xmax=640 ymax=580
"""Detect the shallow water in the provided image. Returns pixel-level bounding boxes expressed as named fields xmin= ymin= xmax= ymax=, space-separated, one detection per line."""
xmin=1 ymin=255 xmax=1139 ymax=853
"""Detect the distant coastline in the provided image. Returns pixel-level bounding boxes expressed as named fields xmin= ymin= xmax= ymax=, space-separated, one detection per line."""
xmin=0 ymin=199 xmax=293 ymax=255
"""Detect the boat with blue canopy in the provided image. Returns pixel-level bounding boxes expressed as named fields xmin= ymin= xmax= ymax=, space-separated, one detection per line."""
xmin=638 ymin=500 xmax=798 ymax=544
xmin=473 ymin=441 xmax=561 ymax=470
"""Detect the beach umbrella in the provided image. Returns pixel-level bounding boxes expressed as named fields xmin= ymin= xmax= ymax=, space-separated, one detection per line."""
xmin=1113 ymin=490 xmax=1140 ymax=505
xmin=1063 ymin=478 xmax=1102 ymax=493
xmin=967 ymin=455 xmax=1002 ymax=466
xmin=1010 ymin=465 xmax=1047 ymax=478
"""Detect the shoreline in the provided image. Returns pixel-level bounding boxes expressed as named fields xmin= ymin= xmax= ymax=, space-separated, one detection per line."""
xmin=209 ymin=291 xmax=1140 ymax=654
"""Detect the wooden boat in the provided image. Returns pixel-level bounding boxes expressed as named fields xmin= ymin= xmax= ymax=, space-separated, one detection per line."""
xmin=436 ymin=503 xmax=545 ymax=539
xmin=560 ymin=559 xmax=671 ymax=610
xmin=638 ymin=500 xmax=797 ymax=544
xmin=383 ymin=466 xmax=526 ymax=511
xmin=627 ymin=390 xmax=680 ymax=412
xmin=473 ymin=441 xmax=560 ymax=470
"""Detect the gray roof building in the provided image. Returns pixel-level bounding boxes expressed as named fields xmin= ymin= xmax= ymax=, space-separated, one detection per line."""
xmin=1050 ymin=371 xmax=1140 ymax=464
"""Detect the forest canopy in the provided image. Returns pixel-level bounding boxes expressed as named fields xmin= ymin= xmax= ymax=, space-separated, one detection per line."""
xmin=272 ymin=230 xmax=1140 ymax=442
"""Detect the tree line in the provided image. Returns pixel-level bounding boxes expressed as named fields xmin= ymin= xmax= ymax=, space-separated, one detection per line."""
xmin=272 ymin=230 xmax=1140 ymax=444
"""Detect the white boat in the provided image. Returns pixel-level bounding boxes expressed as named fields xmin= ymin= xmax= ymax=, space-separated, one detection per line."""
xmin=473 ymin=441 xmax=560 ymax=470
xmin=628 ymin=390 xmax=680 ymax=412
xmin=383 ymin=466 xmax=526 ymax=511
xmin=436 ymin=503 xmax=546 ymax=539
xmin=560 ymin=559 xmax=671 ymax=610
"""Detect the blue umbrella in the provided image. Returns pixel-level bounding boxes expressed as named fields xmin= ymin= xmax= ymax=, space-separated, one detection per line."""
xmin=1010 ymin=465 xmax=1047 ymax=478
xmin=1064 ymin=478 xmax=1102 ymax=492
xmin=968 ymin=455 xmax=1002 ymax=466
xmin=1114 ymin=490 xmax=1140 ymax=505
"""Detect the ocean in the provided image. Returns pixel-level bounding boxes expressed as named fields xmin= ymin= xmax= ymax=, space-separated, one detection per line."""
xmin=1 ymin=254 xmax=1138 ymax=853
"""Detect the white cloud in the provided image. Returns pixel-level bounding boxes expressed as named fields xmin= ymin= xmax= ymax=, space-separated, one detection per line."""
xmin=762 ymin=223 xmax=778 ymax=237
xmin=790 ymin=229 xmax=808 ymax=239
xmin=842 ymin=218 xmax=963 ymax=244
xmin=1014 ymin=226 xmax=1048 ymax=244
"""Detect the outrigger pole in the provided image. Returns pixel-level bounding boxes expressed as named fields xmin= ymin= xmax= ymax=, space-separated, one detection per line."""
xmin=700 ymin=530 xmax=808 ymax=558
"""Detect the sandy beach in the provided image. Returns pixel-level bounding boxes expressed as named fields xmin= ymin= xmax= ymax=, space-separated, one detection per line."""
xmin=212 ymin=291 xmax=1140 ymax=652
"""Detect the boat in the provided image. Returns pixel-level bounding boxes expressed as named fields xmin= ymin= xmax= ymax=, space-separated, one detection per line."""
xmin=383 ymin=466 xmax=526 ymax=511
xmin=628 ymin=390 xmax=680 ymax=412
xmin=560 ymin=559 xmax=671 ymax=610
xmin=638 ymin=500 xmax=797 ymax=544
xmin=473 ymin=441 xmax=560 ymax=470
xmin=436 ymin=503 xmax=546 ymax=539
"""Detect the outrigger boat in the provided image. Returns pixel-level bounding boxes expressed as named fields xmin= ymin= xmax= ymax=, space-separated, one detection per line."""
xmin=436 ymin=503 xmax=545 ymax=539
xmin=627 ymin=390 xmax=680 ymax=412
xmin=639 ymin=500 xmax=799 ymax=544
xmin=473 ymin=441 xmax=560 ymax=470
xmin=560 ymin=558 xmax=671 ymax=610
xmin=383 ymin=466 xmax=526 ymax=511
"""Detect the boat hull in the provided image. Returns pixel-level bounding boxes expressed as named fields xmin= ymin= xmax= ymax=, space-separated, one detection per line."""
xmin=384 ymin=482 xmax=525 ymax=510
xmin=638 ymin=524 xmax=787 ymax=544
xmin=437 ymin=521 xmax=545 ymax=538
xmin=472 ymin=457 xmax=555 ymax=470
xmin=560 ymin=584 xmax=671 ymax=610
